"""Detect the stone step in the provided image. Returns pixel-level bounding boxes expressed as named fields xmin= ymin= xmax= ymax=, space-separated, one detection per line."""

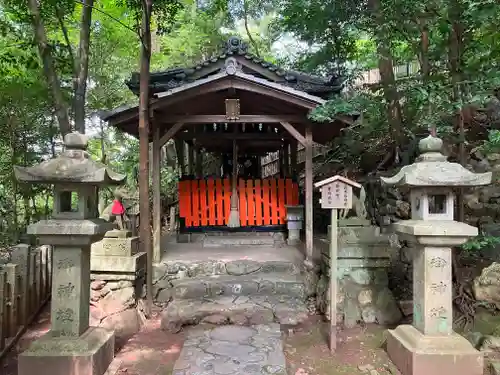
xmin=203 ymin=235 xmax=284 ymax=248
xmin=204 ymin=231 xmax=285 ymax=239
xmin=169 ymin=273 xmax=305 ymax=301
xmin=160 ymin=295 xmax=309 ymax=332
xmin=156 ymin=258 xmax=301 ymax=279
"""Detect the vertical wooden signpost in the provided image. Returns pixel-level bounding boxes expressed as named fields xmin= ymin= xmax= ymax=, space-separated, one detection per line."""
xmin=314 ymin=175 xmax=361 ymax=353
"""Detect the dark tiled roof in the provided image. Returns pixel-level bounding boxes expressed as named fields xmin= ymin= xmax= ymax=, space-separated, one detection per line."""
xmin=126 ymin=36 xmax=343 ymax=97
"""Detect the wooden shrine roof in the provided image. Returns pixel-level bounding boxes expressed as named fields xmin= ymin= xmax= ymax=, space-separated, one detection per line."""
xmin=102 ymin=37 xmax=356 ymax=152
xmin=125 ymin=36 xmax=343 ymax=98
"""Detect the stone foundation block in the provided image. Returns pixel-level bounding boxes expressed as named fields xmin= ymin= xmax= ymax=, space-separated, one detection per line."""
xmin=104 ymin=229 xmax=131 ymax=238
xmin=91 ymin=237 xmax=139 ymax=257
xmin=386 ymin=325 xmax=483 ymax=375
xmin=91 ymin=252 xmax=146 ymax=273
xmin=18 ymin=327 xmax=114 ymax=375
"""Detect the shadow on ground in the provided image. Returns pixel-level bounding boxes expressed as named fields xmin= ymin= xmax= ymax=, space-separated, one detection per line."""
xmin=284 ymin=316 xmax=400 ymax=375
xmin=114 ymin=309 xmax=184 ymax=375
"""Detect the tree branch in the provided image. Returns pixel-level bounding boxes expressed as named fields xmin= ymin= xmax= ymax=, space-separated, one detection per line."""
xmin=242 ymin=0 xmax=260 ymax=57
xmin=72 ymin=0 xmax=142 ymax=40
xmin=54 ymin=8 xmax=76 ymax=75
xmin=27 ymin=0 xmax=72 ymax=137
xmin=74 ymin=0 xmax=94 ymax=133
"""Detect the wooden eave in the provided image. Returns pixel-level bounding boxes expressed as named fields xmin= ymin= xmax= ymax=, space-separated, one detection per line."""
xmin=104 ymin=71 xmax=352 ymax=146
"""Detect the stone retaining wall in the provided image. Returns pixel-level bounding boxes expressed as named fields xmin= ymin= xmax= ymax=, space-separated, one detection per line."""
xmin=89 ymin=229 xmax=146 ymax=347
xmin=89 ymin=277 xmax=144 ymax=347
xmin=315 ymin=223 xmax=402 ymax=327
xmin=152 ymin=258 xmax=301 ymax=303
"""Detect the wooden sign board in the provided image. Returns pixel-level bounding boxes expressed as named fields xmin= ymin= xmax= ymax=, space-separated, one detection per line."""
xmin=320 ymin=182 xmax=352 ymax=209
xmin=315 ymin=175 xmax=361 ymax=210
xmin=314 ymin=174 xmax=361 ymax=354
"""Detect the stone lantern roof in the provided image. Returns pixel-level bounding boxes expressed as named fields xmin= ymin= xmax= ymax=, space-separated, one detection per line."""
xmin=14 ymin=132 xmax=126 ymax=186
xmin=381 ymin=135 xmax=492 ymax=187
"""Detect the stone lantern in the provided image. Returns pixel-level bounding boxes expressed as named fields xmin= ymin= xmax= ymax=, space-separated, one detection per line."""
xmin=14 ymin=132 xmax=126 ymax=375
xmin=381 ymin=135 xmax=491 ymax=375
xmin=285 ymin=205 xmax=304 ymax=245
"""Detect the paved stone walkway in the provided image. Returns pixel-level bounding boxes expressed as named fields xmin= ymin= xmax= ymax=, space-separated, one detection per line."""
xmin=172 ymin=324 xmax=287 ymax=375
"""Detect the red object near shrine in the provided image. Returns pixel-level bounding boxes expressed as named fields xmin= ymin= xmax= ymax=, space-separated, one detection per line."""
xmin=111 ymin=199 xmax=125 ymax=215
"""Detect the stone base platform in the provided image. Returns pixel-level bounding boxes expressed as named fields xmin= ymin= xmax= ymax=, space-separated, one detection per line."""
xmin=153 ymin=243 xmax=304 ymax=301
xmin=18 ymin=327 xmax=114 ymax=375
xmin=173 ymin=324 xmax=287 ymax=375
xmin=386 ymin=325 xmax=483 ymax=375
xmin=202 ymin=232 xmax=285 ymax=248
xmin=161 ymin=295 xmax=308 ymax=332
xmin=157 ymin=242 xmax=309 ymax=332
xmin=158 ymin=241 xmax=303 ymax=265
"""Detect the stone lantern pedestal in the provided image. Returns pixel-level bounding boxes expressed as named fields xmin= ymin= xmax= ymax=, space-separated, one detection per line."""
xmin=381 ymin=135 xmax=491 ymax=375
xmin=285 ymin=205 xmax=304 ymax=245
xmin=13 ymin=132 xmax=126 ymax=375
xmin=19 ymin=220 xmax=116 ymax=375
xmin=386 ymin=221 xmax=482 ymax=375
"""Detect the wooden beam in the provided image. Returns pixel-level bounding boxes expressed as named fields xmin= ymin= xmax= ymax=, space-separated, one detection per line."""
xmin=283 ymin=141 xmax=290 ymax=177
xmin=152 ymin=122 xmax=162 ymax=263
xmin=187 ymin=143 xmax=194 ymax=175
xmin=175 ymin=132 xmax=292 ymax=141
xmin=174 ymin=138 xmax=185 ymax=176
xmin=107 ymin=108 xmax=139 ymax=126
xmin=160 ymin=114 xmax=306 ymax=124
xmin=151 ymin=77 xmax=321 ymax=112
xmin=159 ymin=122 xmax=184 ymax=146
xmin=231 ymin=79 xmax=319 ymax=109
xmin=305 ymin=123 xmax=314 ymax=269
xmin=279 ymin=121 xmax=306 ymax=145
xmin=195 ymin=147 xmax=203 ymax=178
xmin=290 ymin=138 xmax=298 ymax=176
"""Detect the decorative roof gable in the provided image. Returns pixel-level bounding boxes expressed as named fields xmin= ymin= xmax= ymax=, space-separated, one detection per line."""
xmin=126 ymin=36 xmax=343 ymax=97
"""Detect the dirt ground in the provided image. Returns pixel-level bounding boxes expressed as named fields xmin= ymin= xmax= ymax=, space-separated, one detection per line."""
xmin=2 ymin=308 xmax=499 ymax=375
xmin=283 ymin=316 xmax=399 ymax=375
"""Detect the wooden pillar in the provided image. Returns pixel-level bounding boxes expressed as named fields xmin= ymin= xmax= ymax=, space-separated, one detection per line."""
xmin=174 ymin=139 xmax=185 ymax=177
xmin=219 ymin=155 xmax=224 ymax=177
xmin=195 ymin=147 xmax=203 ymax=178
xmin=152 ymin=122 xmax=162 ymax=263
xmin=290 ymin=139 xmax=298 ymax=177
xmin=187 ymin=142 xmax=194 ymax=175
xmin=305 ymin=124 xmax=314 ymax=268
xmin=278 ymin=147 xmax=284 ymax=177
xmin=283 ymin=141 xmax=290 ymax=177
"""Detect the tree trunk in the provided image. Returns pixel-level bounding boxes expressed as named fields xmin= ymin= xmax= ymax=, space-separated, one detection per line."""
xmin=369 ymin=0 xmax=404 ymax=158
xmin=138 ymin=0 xmax=153 ymax=318
xmin=419 ymin=18 xmax=435 ymax=135
xmin=27 ymin=0 xmax=72 ymax=137
xmin=449 ymin=1 xmax=465 ymax=222
xmin=74 ymin=0 xmax=94 ymax=134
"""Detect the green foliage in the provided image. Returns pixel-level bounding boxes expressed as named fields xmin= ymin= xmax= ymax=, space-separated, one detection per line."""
xmin=278 ymin=0 xmax=500 ymax=171
xmin=2 ymin=0 xmax=500 ymax=246
xmin=461 ymin=235 xmax=500 ymax=254
xmin=479 ymin=130 xmax=500 ymax=155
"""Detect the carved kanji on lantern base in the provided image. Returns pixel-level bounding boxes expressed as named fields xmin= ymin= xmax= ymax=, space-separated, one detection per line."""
xmin=382 ymin=135 xmax=491 ymax=375
xmin=15 ymin=132 xmax=126 ymax=375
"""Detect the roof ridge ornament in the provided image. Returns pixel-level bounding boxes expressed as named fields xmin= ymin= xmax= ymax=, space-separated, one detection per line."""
xmin=224 ymin=57 xmax=241 ymax=75
xmin=225 ymin=36 xmax=248 ymax=55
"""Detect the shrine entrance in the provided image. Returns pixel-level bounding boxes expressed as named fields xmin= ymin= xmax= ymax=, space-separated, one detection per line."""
xmin=103 ymin=36 xmax=354 ymax=263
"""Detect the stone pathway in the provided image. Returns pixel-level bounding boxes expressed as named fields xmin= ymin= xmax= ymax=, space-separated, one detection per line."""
xmin=172 ymin=324 xmax=287 ymax=375
xmin=162 ymin=295 xmax=309 ymax=332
